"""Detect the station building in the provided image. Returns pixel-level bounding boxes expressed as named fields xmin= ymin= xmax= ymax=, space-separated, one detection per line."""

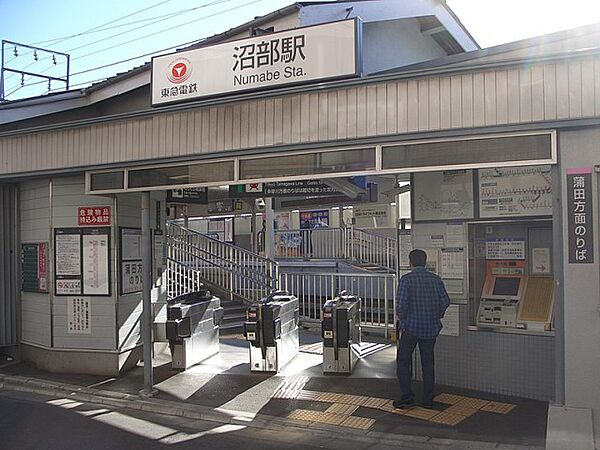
xmin=1 ymin=0 xmax=600 ymax=444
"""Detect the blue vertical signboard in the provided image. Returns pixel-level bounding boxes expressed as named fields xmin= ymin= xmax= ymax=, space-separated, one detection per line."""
xmin=567 ymin=168 xmax=594 ymax=263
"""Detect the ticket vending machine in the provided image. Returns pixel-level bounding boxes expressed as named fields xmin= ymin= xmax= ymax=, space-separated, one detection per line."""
xmin=477 ymin=275 xmax=527 ymax=328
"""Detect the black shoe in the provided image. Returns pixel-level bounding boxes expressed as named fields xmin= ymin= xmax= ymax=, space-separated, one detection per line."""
xmin=393 ymin=399 xmax=415 ymax=409
xmin=422 ymin=403 xmax=434 ymax=409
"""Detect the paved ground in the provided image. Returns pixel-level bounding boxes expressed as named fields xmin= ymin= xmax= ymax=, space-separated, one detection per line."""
xmin=0 ymin=389 xmax=459 ymax=450
xmin=0 ymin=330 xmax=548 ymax=449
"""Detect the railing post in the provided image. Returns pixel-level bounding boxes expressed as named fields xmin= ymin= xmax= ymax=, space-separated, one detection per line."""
xmin=229 ymin=245 xmax=234 ymax=301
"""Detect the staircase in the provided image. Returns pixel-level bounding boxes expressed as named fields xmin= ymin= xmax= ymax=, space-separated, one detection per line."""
xmin=165 ymin=223 xmax=399 ymax=336
xmin=275 ymin=226 xmax=398 ymax=273
xmin=166 ymin=223 xmax=279 ymax=334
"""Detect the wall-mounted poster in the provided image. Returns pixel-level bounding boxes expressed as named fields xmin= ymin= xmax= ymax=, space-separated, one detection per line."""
xmin=413 ymin=170 xmax=474 ymax=221
xmin=55 ymin=228 xmax=111 ymax=296
xmin=479 ymin=165 xmax=552 ymax=218
xmin=275 ymin=212 xmax=291 ymax=230
xmin=300 ymin=210 xmax=330 ymax=229
xmin=21 ymin=242 xmax=48 ymax=293
xmin=120 ymin=228 xmax=143 ymax=295
xmin=82 ymin=231 xmax=110 ymax=295
xmin=67 ymin=297 xmax=91 ymax=334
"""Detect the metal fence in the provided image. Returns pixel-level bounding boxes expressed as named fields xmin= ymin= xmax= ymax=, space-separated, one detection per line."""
xmin=166 ymin=223 xmax=279 ymax=301
xmin=279 ymin=271 xmax=398 ymax=337
xmin=275 ymin=226 xmax=397 ymax=273
xmin=274 ymin=228 xmax=346 ymax=259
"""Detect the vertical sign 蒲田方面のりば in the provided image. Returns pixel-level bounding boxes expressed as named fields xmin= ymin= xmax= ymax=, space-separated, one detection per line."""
xmin=567 ymin=168 xmax=594 ymax=263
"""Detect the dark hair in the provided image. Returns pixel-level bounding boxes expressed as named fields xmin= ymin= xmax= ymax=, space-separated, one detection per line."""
xmin=409 ymin=249 xmax=427 ymax=267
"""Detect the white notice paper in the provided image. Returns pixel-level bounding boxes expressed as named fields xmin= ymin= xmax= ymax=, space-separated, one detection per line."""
xmin=83 ymin=234 xmax=109 ymax=295
xmin=440 ymin=304 xmax=460 ymax=336
xmin=67 ymin=297 xmax=91 ymax=334
xmin=55 ymin=234 xmax=81 ymax=276
xmin=532 ymin=248 xmax=551 ymax=275
xmin=431 ymin=235 xmax=445 ymax=248
xmin=445 ymin=223 xmax=465 ymax=248
xmin=398 ymin=230 xmax=413 ymax=267
xmin=441 ymin=248 xmax=464 ymax=279
xmin=121 ymin=228 xmax=141 ymax=261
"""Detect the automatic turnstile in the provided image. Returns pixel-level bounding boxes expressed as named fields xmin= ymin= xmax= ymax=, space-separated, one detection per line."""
xmin=166 ymin=288 xmax=224 ymax=370
xmin=322 ymin=291 xmax=361 ymax=374
xmin=244 ymin=290 xmax=299 ymax=372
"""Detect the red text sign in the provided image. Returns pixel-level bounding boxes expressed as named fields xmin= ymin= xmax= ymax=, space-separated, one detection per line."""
xmin=78 ymin=206 xmax=111 ymax=226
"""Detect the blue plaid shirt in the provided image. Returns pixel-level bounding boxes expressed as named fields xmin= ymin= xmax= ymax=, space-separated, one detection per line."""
xmin=396 ymin=266 xmax=451 ymax=339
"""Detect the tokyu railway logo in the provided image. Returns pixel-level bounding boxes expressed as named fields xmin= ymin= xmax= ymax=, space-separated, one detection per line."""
xmin=167 ymin=58 xmax=192 ymax=84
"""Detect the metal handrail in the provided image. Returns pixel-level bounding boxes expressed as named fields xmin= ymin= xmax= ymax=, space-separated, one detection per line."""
xmin=347 ymin=227 xmax=397 ymax=273
xmin=166 ymin=223 xmax=279 ymax=301
xmin=279 ymin=271 xmax=398 ymax=338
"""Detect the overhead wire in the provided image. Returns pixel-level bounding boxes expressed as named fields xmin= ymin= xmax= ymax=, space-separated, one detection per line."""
xmin=4 ymin=0 xmax=173 ymax=64
xmin=3 ymin=0 xmax=243 ymax=92
xmin=3 ymin=0 xmax=231 ymax=84
xmin=3 ymin=0 xmax=268 ymax=99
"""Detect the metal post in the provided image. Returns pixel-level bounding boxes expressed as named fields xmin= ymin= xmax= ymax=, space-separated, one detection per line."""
xmin=551 ymin=163 xmax=565 ymax=405
xmin=1 ymin=40 xmax=5 ymax=100
xmin=264 ymin=198 xmax=275 ymax=261
xmin=141 ymin=192 xmax=155 ymax=397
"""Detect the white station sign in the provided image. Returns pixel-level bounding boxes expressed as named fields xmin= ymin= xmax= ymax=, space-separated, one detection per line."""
xmin=151 ymin=19 xmax=361 ymax=105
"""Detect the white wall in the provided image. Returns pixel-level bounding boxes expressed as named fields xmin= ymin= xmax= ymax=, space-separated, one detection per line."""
xmin=559 ymin=128 xmax=600 ymax=442
xmin=362 ymin=18 xmax=447 ymax=74
xmin=20 ymin=179 xmax=51 ymax=346
xmin=116 ymin=191 xmax=166 ymax=350
xmin=51 ymin=176 xmax=116 ymax=350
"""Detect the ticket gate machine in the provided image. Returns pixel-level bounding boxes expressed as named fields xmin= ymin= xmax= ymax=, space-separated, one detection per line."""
xmin=322 ymin=291 xmax=361 ymax=374
xmin=244 ymin=290 xmax=300 ymax=372
xmin=166 ymin=288 xmax=224 ymax=370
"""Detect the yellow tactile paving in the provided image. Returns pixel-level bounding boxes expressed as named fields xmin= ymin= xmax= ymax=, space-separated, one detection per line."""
xmin=430 ymin=411 xmax=468 ymax=426
xmin=453 ymin=397 xmax=490 ymax=410
xmin=480 ymin=401 xmax=516 ymax=414
xmin=316 ymin=392 xmax=346 ymax=403
xmin=340 ymin=416 xmax=376 ymax=430
xmin=377 ymin=400 xmax=399 ymax=413
xmin=296 ymin=390 xmax=323 ymax=401
xmin=283 ymin=390 xmax=516 ymax=429
xmin=271 ymin=388 xmax=300 ymax=399
xmin=326 ymin=403 xmax=359 ymax=416
xmin=402 ymin=407 xmax=441 ymax=421
xmin=336 ymin=394 xmax=367 ymax=406
xmin=434 ymin=393 xmax=466 ymax=405
xmin=444 ymin=404 xmax=478 ymax=417
xmin=362 ymin=397 xmax=391 ymax=409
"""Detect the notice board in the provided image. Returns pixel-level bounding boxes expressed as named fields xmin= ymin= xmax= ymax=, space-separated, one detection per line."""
xmin=54 ymin=228 xmax=111 ymax=296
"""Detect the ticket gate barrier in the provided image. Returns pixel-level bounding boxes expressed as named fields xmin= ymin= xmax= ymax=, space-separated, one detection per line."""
xmin=244 ymin=290 xmax=300 ymax=372
xmin=166 ymin=288 xmax=224 ymax=370
xmin=322 ymin=291 xmax=361 ymax=374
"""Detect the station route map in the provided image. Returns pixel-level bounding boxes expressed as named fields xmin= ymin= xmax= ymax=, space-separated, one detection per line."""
xmin=479 ymin=166 xmax=552 ymax=218
xmin=414 ymin=170 xmax=475 ymax=221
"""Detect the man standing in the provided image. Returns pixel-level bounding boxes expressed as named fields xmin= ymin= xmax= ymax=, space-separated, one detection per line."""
xmin=394 ymin=249 xmax=450 ymax=409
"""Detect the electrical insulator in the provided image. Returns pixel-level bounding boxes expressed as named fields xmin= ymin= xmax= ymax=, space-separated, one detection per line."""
xmin=52 ymin=54 xmax=57 ymax=65
xmin=13 ymin=46 xmax=18 ymax=57
xmin=33 ymin=50 xmax=38 ymax=61
xmin=48 ymin=80 xmax=51 ymax=91
xmin=20 ymin=74 xmax=24 ymax=86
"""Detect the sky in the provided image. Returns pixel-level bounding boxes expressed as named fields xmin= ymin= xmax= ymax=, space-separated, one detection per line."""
xmin=1 ymin=0 xmax=600 ymax=101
